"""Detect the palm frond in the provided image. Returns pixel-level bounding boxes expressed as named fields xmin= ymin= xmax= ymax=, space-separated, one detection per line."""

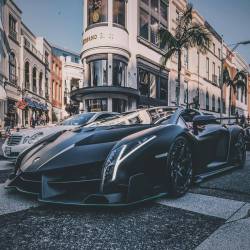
xmin=159 ymin=28 xmax=178 ymax=50
xmin=182 ymin=23 xmax=211 ymax=53
xmin=160 ymin=48 xmax=177 ymax=66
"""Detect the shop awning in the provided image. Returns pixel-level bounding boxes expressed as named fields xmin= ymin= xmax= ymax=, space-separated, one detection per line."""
xmin=0 ymin=85 xmax=7 ymax=101
xmin=24 ymin=98 xmax=48 ymax=111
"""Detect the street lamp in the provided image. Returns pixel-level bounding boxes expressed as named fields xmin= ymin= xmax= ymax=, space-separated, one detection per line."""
xmin=219 ymin=39 xmax=250 ymax=121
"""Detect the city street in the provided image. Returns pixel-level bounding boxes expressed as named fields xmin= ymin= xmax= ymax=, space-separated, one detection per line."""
xmin=0 ymin=142 xmax=250 ymax=249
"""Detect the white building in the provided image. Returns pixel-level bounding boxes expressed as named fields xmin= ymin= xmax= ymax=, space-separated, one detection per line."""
xmin=51 ymin=45 xmax=84 ymax=119
xmin=75 ymin=0 xmax=248 ymax=116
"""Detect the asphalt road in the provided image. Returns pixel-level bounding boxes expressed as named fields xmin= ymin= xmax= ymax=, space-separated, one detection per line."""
xmin=0 ymin=152 xmax=250 ymax=249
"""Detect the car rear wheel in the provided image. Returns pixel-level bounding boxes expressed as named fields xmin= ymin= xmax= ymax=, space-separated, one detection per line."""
xmin=166 ymin=136 xmax=193 ymax=197
xmin=234 ymin=132 xmax=246 ymax=168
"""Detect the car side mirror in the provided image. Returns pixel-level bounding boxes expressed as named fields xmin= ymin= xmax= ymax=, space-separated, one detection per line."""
xmin=193 ymin=115 xmax=217 ymax=135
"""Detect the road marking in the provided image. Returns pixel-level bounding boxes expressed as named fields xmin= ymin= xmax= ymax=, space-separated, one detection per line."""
xmin=156 ymin=192 xmax=247 ymax=219
xmin=0 ymin=184 xmax=40 ymax=215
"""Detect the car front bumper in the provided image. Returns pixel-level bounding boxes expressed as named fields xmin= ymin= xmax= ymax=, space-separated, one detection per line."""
xmin=2 ymin=143 xmax=30 ymax=160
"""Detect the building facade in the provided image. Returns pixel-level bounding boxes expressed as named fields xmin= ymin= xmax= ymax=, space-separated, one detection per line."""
xmin=74 ymin=0 xmax=249 ymax=116
xmin=0 ymin=0 xmax=9 ymax=128
xmin=51 ymin=45 xmax=84 ymax=119
xmin=51 ymin=54 xmax=63 ymax=122
xmin=1 ymin=0 xmax=52 ymax=128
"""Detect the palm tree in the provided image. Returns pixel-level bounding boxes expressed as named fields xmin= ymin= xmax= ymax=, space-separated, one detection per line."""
xmin=160 ymin=4 xmax=211 ymax=106
xmin=223 ymin=68 xmax=247 ymax=117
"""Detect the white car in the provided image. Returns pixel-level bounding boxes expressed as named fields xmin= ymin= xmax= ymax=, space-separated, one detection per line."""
xmin=2 ymin=112 xmax=118 ymax=160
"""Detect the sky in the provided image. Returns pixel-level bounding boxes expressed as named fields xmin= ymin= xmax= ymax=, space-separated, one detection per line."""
xmin=14 ymin=0 xmax=250 ymax=64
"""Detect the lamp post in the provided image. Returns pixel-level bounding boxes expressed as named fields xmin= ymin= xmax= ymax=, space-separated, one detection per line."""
xmin=219 ymin=39 xmax=250 ymax=121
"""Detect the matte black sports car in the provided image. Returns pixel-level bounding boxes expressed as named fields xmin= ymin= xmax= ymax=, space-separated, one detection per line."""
xmin=5 ymin=107 xmax=246 ymax=206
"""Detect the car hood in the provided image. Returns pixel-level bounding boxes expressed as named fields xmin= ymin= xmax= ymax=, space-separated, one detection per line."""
xmin=19 ymin=124 xmax=152 ymax=173
xmin=10 ymin=125 xmax=77 ymax=137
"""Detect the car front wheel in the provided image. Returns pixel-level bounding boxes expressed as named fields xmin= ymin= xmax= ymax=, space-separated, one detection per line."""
xmin=166 ymin=136 xmax=193 ymax=197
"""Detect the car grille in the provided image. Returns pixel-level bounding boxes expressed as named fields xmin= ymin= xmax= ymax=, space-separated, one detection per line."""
xmin=7 ymin=135 xmax=23 ymax=146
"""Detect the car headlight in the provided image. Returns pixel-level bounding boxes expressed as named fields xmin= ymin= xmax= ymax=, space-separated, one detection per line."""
xmin=23 ymin=136 xmax=30 ymax=144
xmin=103 ymin=135 xmax=156 ymax=182
xmin=27 ymin=132 xmax=44 ymax=144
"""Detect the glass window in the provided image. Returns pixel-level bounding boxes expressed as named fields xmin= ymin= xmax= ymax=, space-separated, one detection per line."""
xmin=206 ymin=92 xmax=209 ymax=110
xmin=88 ymin=59 xmax=108 ymax=87
xmin=212 ymin=95 xmax=215 ymax=111
xmin=160 ymin=0 xmax=168 ymax=24
xmin=9 ymin=52 xmax=16 ymax=83
xmin=150 ymin=16 xmax=159 ymax=46
xmin=112 ymin=98 xmax=127 ymax=113
xmin=206 ymin=57 xmax=209 ymax=80
xmin=140 ymin=0 xmax=168 ymax=48
xmin=113 ymin=0 xmax=126 ymax=27
xmin=88 ymin=0 xmax=108 ymax=26
xmin=9 ymin=15 xmax=17 ymax=40
xmin=86 ymin=98 xmax=108 ymax=112
xmin=113 ymin=59 xmax=127 ymax=87
xmin=39 ymin=72 xmax=43 ymax=95
xmin=24 ymin=61 xmax=30 ymax=88
xmin=32 ymin=67 xmax=37 ymax=93
xmin=160 ymin=77 xmax=168 ymax=100
xmin=140 ymin=8 xmax=149 ymax=40
xmin=61 ymin=113 xmax=96 ymax=125
xmin=177 ymin=117 xmax=187 ymax=128
xmin=138 ymin=68 xmax=157 ymax=98
xmin=151 ymin=0 xmax=159 ymax=13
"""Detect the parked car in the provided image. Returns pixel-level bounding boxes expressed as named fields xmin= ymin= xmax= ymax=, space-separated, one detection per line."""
xmin=2 ymin=112 xmax=118 ymax=160
xmin=6 ymin=107 xmax=245 ymax=206
xmin=245 ymin=126 xmax=250 ymax=150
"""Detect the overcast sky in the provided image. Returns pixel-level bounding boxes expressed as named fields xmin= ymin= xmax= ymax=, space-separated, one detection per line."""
xmin=14 ymin=0 xmax=250 ymax=63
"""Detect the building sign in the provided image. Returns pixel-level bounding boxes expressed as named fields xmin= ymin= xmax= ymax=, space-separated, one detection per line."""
xmin=83 ymin=32 xmax=114 ymax=45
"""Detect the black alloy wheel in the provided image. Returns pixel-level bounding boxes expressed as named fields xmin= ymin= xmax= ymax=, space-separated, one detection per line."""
xmin=166 ymin=136 xmax=193 ymax=197
xmin=234 ymin=132 xmax=246 ymax=168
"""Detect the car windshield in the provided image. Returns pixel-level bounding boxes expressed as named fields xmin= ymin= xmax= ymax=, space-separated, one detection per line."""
xmin=60 ymin=113 xmax=96 ymax=126
xmin=86 ymin=107 xmax=177 ymax=127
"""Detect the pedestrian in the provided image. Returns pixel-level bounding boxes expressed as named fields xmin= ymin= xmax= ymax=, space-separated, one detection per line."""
xmin=31 ymin=112 xmax=36 ymax=128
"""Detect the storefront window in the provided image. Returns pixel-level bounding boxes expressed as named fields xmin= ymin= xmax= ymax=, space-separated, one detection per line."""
xmin=86 ymin=98 xmax=108 ymax=112
xmin=88 ymin=59 xmax=108 ymax=87
xmin=39 ymin=72 xmax=43 ymax=96
xmin=112 ymin=98 xmax=127 ymax=113
xmin=206 ymin=92 xmax=209 ymax=110
xmin=138 ymin=68 xmax=157 ymax=98
xmin=160 ymin=77 xmax=168 ymax=100
xmin=88 ymin=0 xmax=108 ymax=26
xmin=113 ymin=0 xmax=126 ymax=27
xmin=113 ymin=59 xmax=127 ymax=87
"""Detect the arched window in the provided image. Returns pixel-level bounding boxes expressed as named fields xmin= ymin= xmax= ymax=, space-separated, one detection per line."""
xmin=32 ymin=67 xmax=37 ymax=93
xmin=39 ymin=72 xmax=43 ymax=95
xmin=9 ymin=52 xmax=16 ymax=83
xmin=24 ymin=61 xmax=30 ymax=89
xmin=218 ymin=97 xmax=221 ymax=113
xmin=212 ymin=95 xmax=215 ymax=112
xmin=206 ymin=92 xmax=209 ymax=110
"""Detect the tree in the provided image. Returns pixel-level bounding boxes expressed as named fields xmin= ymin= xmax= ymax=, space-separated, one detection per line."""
xmin=160 ymin=4 xmax=211 ymax=105
xmin=223 ymin=67 xmax=247 ymax=117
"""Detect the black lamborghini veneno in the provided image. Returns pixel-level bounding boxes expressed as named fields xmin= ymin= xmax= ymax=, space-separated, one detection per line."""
xmin=5 ymin=107 xmax=246 ymax=206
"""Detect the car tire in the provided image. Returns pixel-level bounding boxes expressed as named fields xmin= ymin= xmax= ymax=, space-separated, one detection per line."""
xmin=166 ymin=136 xmax=193 ymax=198
xmin=234 ymin=132 xmax=246 ymax=168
